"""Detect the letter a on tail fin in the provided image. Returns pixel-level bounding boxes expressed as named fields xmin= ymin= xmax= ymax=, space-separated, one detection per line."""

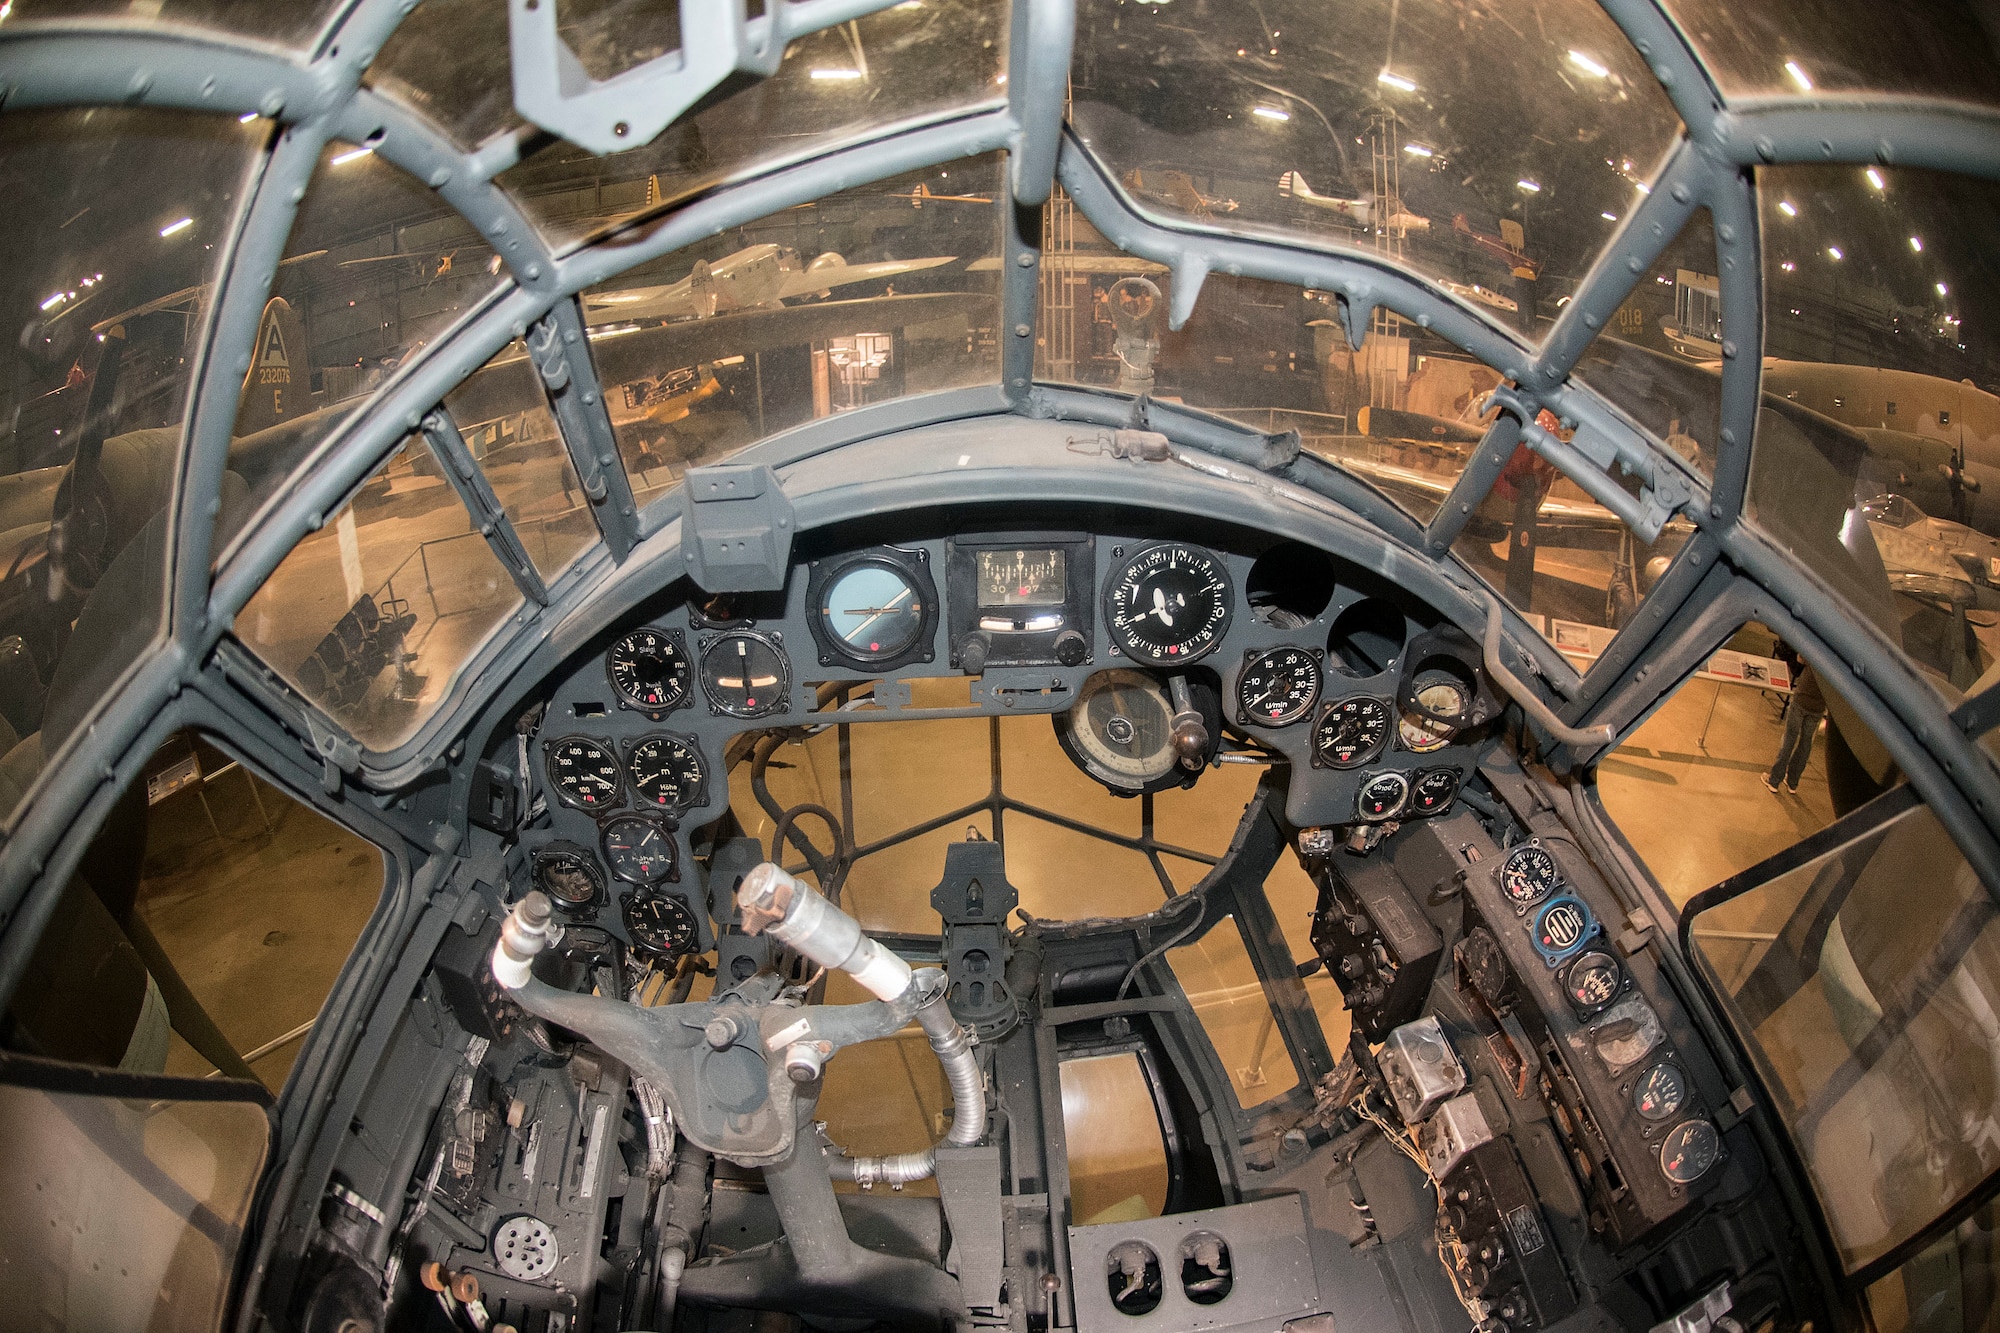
xmin=235 ymin=296 xmax=306 ymax=435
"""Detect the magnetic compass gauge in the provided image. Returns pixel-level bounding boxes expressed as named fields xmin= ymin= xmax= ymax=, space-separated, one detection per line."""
xmin=700 ymin=632 xmax=791 ymax=718
xmin=1659 ymin=1119 xmax=1721 ymax=1185
xmin=600 ymin=814 xmax=678 ymax=886
xmin=623 ymin=893 xmax=700 ymax=960
xmin=1634 ymin=1063 xmax=1688 ymax=1123
xmin=1408 ymin=768 xmax=1460 ymax=817
xmin=1313 ymin=697 xmax=1391 ymax=769
xmin=545 ymin=736 xmax=622 ymax=811
xmin=1237 ymin=647 xmax=1321 ymax=726
xmin=1563 ymin=949 xmax=1624 ymax=1016
xmin=625 ymin=734 xmax=706 ymax=813
xmin=1104 ymin=543 xmax=1234 ymax=666
xmin=1498 ymin=842 xmax=1563 ymax=911
xmin=531 ymin=841 xmax=604 ymax=910
xmin=1356 ymin=770 xmax=1410 ymax=821
xmin=605 ymin=627 xmax=691 ymax=715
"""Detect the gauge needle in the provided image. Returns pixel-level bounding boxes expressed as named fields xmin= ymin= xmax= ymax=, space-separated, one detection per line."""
xmin=1150 ymin=586 xmax=1174 ymax=626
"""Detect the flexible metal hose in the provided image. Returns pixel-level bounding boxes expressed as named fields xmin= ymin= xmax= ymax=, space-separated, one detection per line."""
xmin=824 ymin=990 xmax=986 ymax=1187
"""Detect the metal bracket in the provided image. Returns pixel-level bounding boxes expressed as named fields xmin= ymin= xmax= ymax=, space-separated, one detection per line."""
xmin=421 ymin=409 xmax=551 ymax=607
xmin=509 ymin=0 xmax=907 ymax=156
xmin=1490 ymin=386 xmax=1685 ymax=542
xmin=929 ymin=839 xmax=1021 ymax=1039
xmin=679 ymin=464 xmax=796 ymax=594
xmin=306 ymin=715 xmax=361 ymax=796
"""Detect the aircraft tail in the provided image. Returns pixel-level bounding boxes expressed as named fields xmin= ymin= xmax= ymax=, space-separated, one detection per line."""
xmin=235 ymin=296 xmax=306 ymax=436
xmin=1279 ymin=170 xmax=1310 ymax=200
xmin=1498 ymin=219 xmax=1526 ymax=251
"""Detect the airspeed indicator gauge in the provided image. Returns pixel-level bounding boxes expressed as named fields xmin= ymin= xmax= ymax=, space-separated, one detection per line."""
xmin=545 ymin=737 xmax=622 ymax=811
xmin=605 ymin=627 xmax=691 ymax=715
xmin=1237 ymin=647 xmax=1321 ymax=726
xmin=1105 ymin=543 xmax=1234 ymax=666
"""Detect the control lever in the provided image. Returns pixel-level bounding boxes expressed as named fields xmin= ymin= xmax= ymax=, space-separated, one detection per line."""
xmin=1167 ymin=674 xmax=1208 ymax=770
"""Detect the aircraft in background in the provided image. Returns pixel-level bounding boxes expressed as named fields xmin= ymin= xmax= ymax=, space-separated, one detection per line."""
xmin=1438 ymin=278 xmax=1519 ymax=314
xmin=1278 ymin=172 xmax=1431 ymax=234
xmin=581 ymin=244 xmax=956 ymax=326
xmin=888 ymin=182 xmax=995 ymax=208
xmin=1451 ymin=214 xmax=1540 ymax=281
xmin=1123 ymin=168 xmax=1239 ymax=218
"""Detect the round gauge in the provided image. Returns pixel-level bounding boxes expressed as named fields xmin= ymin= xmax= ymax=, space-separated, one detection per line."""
xmin=605 ymin=627 xmax=690 ymax=714
xmin=532 ymin=842 xmax=604 ymax=910
xmin=545 ymin=736 xmax=621 ymax=811
xmin=626 ymin=735 xmax=706 ymax=813
xmin=1357 ymin=771 xmax=1410 ymax=821
xmin=1237 ymin=647 xmax=1321 ymax=727
xmin=1409 ymin=767 xmax=1460 ymax=816
xmin=1314 ymin=697 xmax=1391 ymax=769
xmin=1634 ymin=1063 xmax=1688 ymax=1123
xmin=700 ymin=632 xmax=791 ymax=718
xmin=818 ymin=561 xmax=927 ymax=663
xmin=1397 ymin=710 xmax=1456 ymax=753
xmin=1659 ymin=1119 xmax=1721 ymax=1185
xmin=624 ymin=893 xmax=700 ymax=959
xmin=1499 ymin=843 xmax=1563 ymax=911
xmin=1059 ymin=669 xmax=1178 ymax=792
xmin=601 ymin=814 xmax=678 ymax=886
xmin=1563 ymin=949 xmax=1624 ymax=1016
xmin=1409 ymin=670 xmax=1473 ymax=725
xmin=1533 ymin=896 xmax=1598 ymax=965
xmin=1104 ymin=543 xmax=1235 ymax=666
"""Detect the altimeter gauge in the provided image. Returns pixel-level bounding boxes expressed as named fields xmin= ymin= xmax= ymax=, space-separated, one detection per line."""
xmin=625 ymin=734 xmax=706 ymax=814
xmin=1104 ymin=543 xmax=1234 ymax=666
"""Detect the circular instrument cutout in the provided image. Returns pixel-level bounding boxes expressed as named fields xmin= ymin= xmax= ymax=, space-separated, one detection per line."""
xmin=531 ymin=841 xmax=604 ymax=910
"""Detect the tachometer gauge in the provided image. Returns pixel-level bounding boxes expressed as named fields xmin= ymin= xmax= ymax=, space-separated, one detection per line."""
xmin=532 ymin=841 xmax=604 ymax=910
xmin=1313 ymin=697 xmax=1390 ymax=769
xmin=808 ymin=550 xmax=937 ymax=672
xmin=1634 ymin=1063 xmax=1688 ymax=1122
xmin=623 ymin=893 xmax=699 ymax=959
xmin=1356 ymin=771 xmax=1410 ymax=821
xmin=1498 ymin=842 xmax=1562 ymax=911
xmin=700 ymin=631 xmax=791 ymax=718
xmin=1659 ymin=1119 xmax=1721 ymax=1184
xmin=626 ymin=734 xmax=706 ymax=813
xmin=600 ymin=814 xmax=678 ymax=886
xmin=1104 ymin=543 xmax=1234 ymax=666
xmin=1056 ymin=669 xmax=1178 ymax=793
xmin=1563 ymin=949 xmax=1623 ymax=1016
xmin=545 ymin=736 xmax=621 ymax=811
xmin=605 ymin=627 xmax=690 ymax=715
xmin=1409 ymin=767 xmax=1460 ymax=816
xmin=1236 ymin=647 xmax=1321 ymax=726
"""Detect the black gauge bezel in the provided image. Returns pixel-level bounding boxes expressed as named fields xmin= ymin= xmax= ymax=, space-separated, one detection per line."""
xmin=1236 ymin=646 xmax=1323 ymax=728
xmin=542 ymin=735 xmax=623 ymax=812
xmin=1356 ymin=769 xmax=1410 ymax=821
xmin=699 ymin=629 xmax=793 ymax=718
xmin=1562 ymin=949 xmax=1624 ymax=1016
xmin=622 ymin=731 xmax=708 ymax=816
xmin=1311 ymin=696 xmax=1393 ymax=769
xmin=531 ymin=839 xmax=605 ymax=911
xmin=1659 ymin=1119 xmax=1722 ymax=1185
xmin=1498 ymin=841 xmax=1563 ymax=912
xmin=1408 ymin=766 xmax=1461 ymax=817
xmin=1634 ymin=1062 xmax=1689 ymax=1123
xmin=805 ymin=547 xmax=939 ymax=673
xmin=623 ymin=891 xmax=701 ymax=960
xmin=604 ymin=626 xmax=692 ymax=718
xmin=1054 ymin=668 xmax=1214 ymax=796
xmin=1102 ymin=541 xmax=1235 ymax=667
xmin=599 ymin=813 xmax=680 ymax=887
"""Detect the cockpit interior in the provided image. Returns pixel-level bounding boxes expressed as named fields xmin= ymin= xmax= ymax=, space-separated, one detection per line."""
xmin=1 ymin=4 xmax=1998 ymax=1333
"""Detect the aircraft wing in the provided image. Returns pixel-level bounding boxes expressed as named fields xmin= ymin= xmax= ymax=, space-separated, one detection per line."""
xmin=968 ymin=254 xmax=1168 ymax=276
xmin=583 ymin=276 xmax=700 ymax=326
xmin=774 ymin=255 xmax=956 ymax=301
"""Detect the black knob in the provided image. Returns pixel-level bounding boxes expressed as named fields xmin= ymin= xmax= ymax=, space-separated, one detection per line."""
xmin=1053 ymin=629 xmax=1088 ymax=667
xmin=959 ymin=633 xmax=991 ymax=675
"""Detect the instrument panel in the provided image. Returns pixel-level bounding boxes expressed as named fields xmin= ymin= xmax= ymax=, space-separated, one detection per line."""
xmin=516 ymin=525 xmax=1498 ymax=959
